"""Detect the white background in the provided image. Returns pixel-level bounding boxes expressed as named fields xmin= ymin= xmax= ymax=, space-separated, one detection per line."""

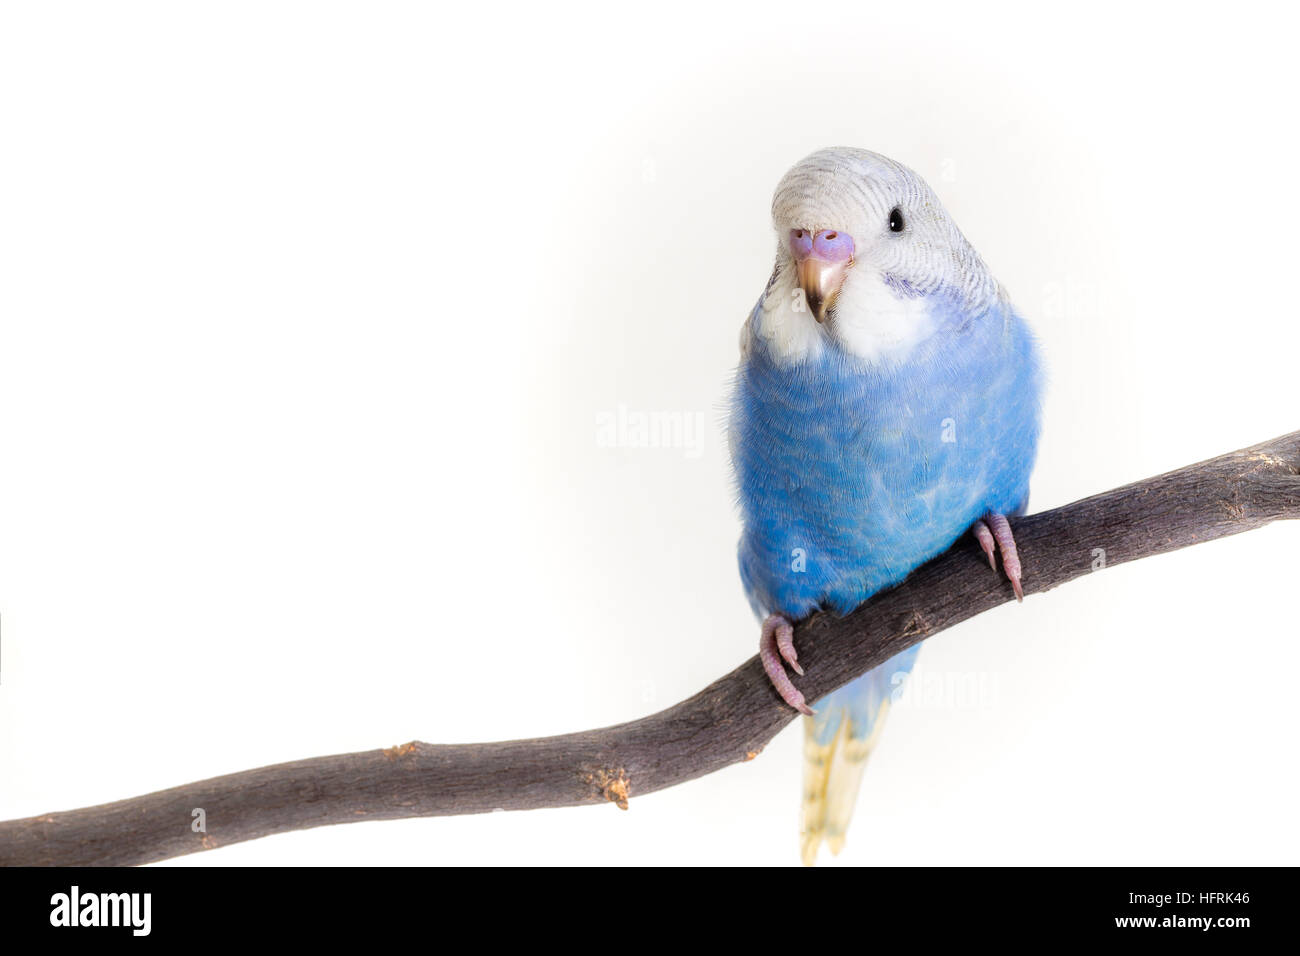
xmin=1 ymin=1 xmax=1297 ymax=866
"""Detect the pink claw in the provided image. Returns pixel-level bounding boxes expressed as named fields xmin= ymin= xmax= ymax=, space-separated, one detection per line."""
xmin=974 ymin=513 xmax=1025 ymax=602
xmin=972 ymin=519 xmax=997 ymax=570
xmin=760 ymin=613 xmax=813 ymax=715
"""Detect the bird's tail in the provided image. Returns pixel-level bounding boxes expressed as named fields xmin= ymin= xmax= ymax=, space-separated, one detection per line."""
xmin=800 ymin=645 xmax=920 ymax=866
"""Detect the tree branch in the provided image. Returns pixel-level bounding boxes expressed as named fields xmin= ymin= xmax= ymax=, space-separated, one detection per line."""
xmin=2 ymin=431 xmax=1297 ymax=866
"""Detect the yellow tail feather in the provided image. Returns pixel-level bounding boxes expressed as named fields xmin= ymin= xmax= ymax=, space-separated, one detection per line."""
xmin=799 ymin=699 xmax=892 ymax=866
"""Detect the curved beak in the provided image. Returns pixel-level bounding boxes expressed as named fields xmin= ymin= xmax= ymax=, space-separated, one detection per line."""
xmin=796 ymin=257 xmax=851 ymax=324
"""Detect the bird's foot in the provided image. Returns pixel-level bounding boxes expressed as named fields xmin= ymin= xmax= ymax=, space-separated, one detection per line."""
xmin=760 ymin=613 xmax=813 ymax=715
xmin=972 ymin=512 xmax=1024 ymax=601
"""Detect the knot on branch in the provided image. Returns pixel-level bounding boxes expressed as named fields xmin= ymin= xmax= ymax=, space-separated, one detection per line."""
xmin=585 ymin=768 xmax=631 ymax=810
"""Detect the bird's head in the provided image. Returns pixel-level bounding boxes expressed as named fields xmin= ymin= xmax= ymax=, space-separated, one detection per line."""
xmin=756 ymin=147 xmax=1001 ymax=364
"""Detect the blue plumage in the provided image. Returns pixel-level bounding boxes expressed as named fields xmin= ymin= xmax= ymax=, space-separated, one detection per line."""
xmin=728 ymin=147 xmax=1043 ymax=862
xmin=735 ymin=290 xmax=1040 ymax=621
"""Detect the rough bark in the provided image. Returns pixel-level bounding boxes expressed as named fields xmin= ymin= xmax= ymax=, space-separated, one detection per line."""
xmin=1 ymin=431 xmax=1296 ymax=866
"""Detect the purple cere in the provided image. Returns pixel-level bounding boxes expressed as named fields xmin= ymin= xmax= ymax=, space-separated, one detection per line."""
xmin=790 ymin=228 xmax=854 ymax=262
xmin=789 ymin=228 xmax=814 ymax=259
xmin=812 ymin=229 xmax=854 ymax=262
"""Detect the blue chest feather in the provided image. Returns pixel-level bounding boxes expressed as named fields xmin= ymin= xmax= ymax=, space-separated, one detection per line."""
xmin=732 ymin=295 xmax=1041 ymax=619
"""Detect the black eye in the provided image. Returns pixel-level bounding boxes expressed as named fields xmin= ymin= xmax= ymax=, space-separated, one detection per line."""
xmin=888 ymin=207 xmax=905 ymax=233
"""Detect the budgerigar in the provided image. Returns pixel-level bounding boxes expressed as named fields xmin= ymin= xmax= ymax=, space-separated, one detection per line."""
xmin=729 ymin=148 xmax=1042 ymax=864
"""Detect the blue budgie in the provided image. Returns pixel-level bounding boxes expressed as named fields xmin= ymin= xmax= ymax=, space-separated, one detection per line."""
xmin=729 ymin=148 xmax=1042 ymax=864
